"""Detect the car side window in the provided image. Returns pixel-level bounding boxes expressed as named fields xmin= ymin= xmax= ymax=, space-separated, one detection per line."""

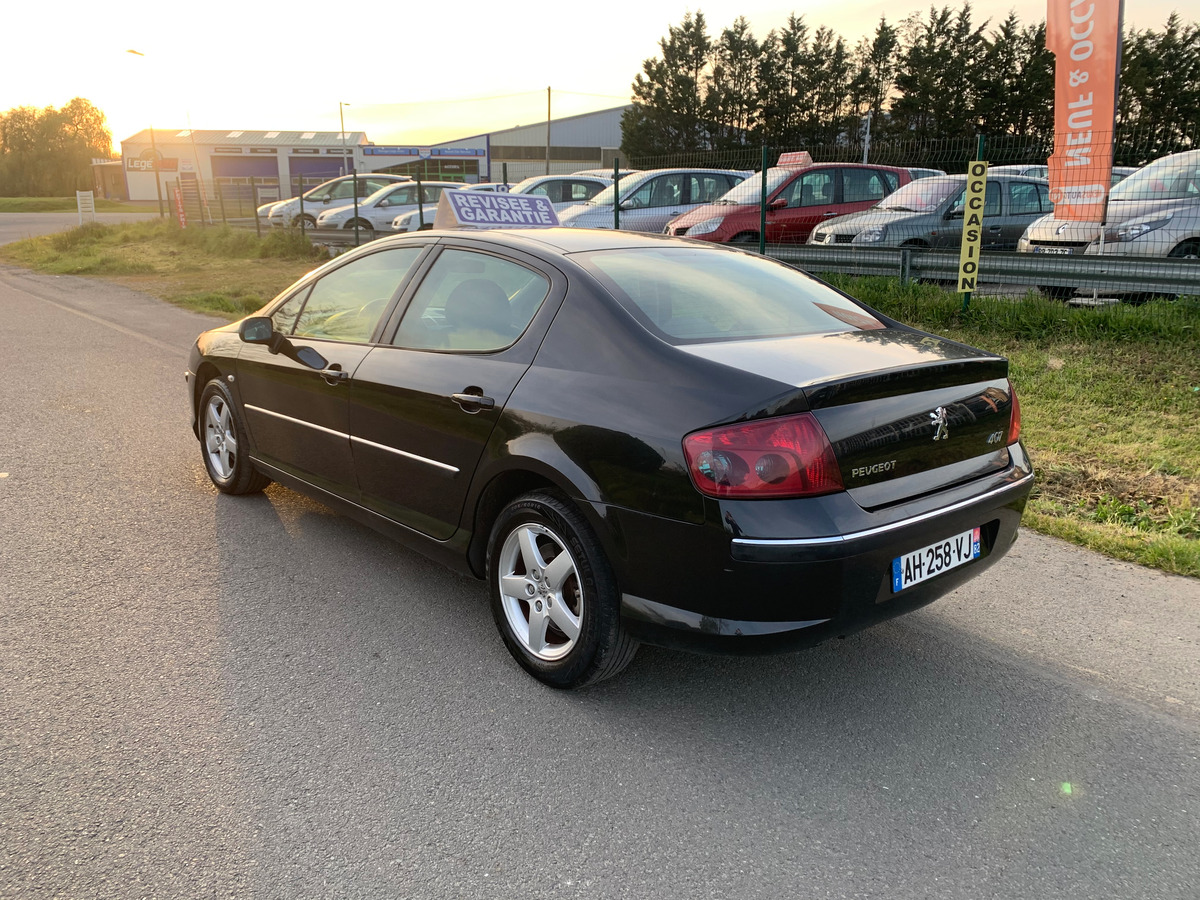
xmin=1036 ymin=183 xmax=1052 ymax=212
xmin=422 ymin=184 xmax=450 ymax=203
xmin=529 ymin=182 xmax=561 ymax=202
xmin=687 ymin=174 xmax=727 ymax=204
xmin=329 ymin=181 xmax=356 ymax=201
xmin=627 ymin=174 xmax=683 ymax=209
xmin=842 ymin=169 xmax=888 ymax=204
xmin=571 ymin=180 xmax=603 ymax=201
xmin=881 ymin=170 xmax=900 ymax=191
xmin=379 ymin=186 xmax=415 ymax=207
xmin=787 ymin=170 xmax=835 ymax=207
xmin=947 ymin=183 xmax=1002 ymax=216
xmin=392 ymin=249 xmax=550 ymax=353
xmin=290 ymin=248 xmax=424 ymax=343
xmin=272 ymin=287 xmax=311 ymax=335
xmin=1008 ymin=182 xmax=1043 ymax=215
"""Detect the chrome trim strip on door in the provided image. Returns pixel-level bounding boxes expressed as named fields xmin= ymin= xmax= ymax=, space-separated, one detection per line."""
xmin=245 ymin=405 xmax=461 ymax=473
xmin=732 ymin=472 xmax=1034 ymax=550
xmin=350 ymin=436 xmax=460 ymax=474
xmin=245 ymin=404 xmax=348 ymax=439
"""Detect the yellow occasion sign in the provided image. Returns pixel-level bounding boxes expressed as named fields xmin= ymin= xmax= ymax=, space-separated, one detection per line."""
xmin=957 ymin=161 xmax=988 ymax=293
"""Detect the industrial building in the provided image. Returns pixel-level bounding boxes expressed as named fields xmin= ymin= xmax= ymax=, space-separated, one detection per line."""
xmin=116 ymin=106 xmax=629 ymax=205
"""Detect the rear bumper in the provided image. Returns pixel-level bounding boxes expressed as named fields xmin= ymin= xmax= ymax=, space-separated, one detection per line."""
xmin=612 ymin=462 xmax=1033 ymax=655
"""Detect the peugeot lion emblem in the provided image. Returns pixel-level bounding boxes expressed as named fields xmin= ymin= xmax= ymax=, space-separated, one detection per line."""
xmin=1055 ymin=222 xmax=1071 ymax=236
xmin=930 ymin=406 xmax=950 ymax=441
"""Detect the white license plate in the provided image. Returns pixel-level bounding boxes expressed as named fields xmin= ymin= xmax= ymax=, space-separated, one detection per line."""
xmin=1033 ymin=246 xmax=1075 ymax=255
xmin=892 ymin=527 xmax=981 ymax=593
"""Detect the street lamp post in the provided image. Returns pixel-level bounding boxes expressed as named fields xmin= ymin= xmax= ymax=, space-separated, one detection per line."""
xmin=126 ymin=49 xmax=164 ymax=217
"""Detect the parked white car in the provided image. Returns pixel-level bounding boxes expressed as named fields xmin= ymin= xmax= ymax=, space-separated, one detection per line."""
xmin=506 ymin=174 xmax=611 ymax=210
xmin=268 ymin=174 xmax=410 ymax=228
xmin=557 ymin=168 xmax=751 ymax=232
xmin=315 ymin=181 xmax=463 ymax=233
xmin=1017 ymin=151 xmax=1200 ymax=260
xmin=390 ymin=175 xmax=611 ymax=231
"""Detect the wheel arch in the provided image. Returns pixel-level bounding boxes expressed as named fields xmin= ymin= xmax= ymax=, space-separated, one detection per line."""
xmin=192 ymin=361 xmax=224 ymax=436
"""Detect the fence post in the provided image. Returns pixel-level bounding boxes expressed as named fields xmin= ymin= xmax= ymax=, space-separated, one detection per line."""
xmin=900 ymin=247 xmax=912 ymax=285
xmin=416 ymin=175 xmax=425 ymax=230
xmin=353 ymin=170 xmax=360 ymax=247
xmin=252 ymin=183 xmax=262 ymax=238
xmin=502 ymin=163 xmax=508 ymax=189
xmin=613 ymin=157 xmax=621 ymax=231
xmin=299 ymin=185 xmax=305 ymax=232
xmin=216 ymin=181 xmax=228 ymax=226
xmin=759 ymin=145 xmax=769 ymax=256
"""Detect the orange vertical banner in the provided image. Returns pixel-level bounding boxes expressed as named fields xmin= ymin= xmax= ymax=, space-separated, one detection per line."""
xmin=1046 ymin=0 xmax=1123 ymax=222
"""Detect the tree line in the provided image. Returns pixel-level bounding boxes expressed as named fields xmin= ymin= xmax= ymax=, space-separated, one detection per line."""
xmin=620 ymin=5 xmax=1200 ymax=159
xmin=0 ymin=98 xmax=113 ymax=197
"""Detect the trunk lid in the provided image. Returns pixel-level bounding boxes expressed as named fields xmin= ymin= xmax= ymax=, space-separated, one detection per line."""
xmin=679 ymin=329 xmax=1015 ymax=507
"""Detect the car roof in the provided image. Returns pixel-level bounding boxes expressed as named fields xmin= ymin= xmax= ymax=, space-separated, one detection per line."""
xmin=356 ymin=227 xmax=719 ymax=257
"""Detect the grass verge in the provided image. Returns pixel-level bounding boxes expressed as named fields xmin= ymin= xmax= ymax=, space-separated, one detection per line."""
xmin=2 ymin=224 xmax=1196 ymax=576
xmin=0 ymin=219 xmax=327 ymax=319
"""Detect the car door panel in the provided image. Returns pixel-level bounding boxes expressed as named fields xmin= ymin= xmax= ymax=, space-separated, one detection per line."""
xmin=348 ymin=244 xmax=563 ymax=540
xmin=236 ymin=245 xmax=428 ymax=498
xmin=237 ymin=342 xmax=371 ymax=498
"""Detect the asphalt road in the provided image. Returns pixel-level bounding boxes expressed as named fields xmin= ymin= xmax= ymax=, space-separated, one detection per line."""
xmin=2 ymin=262 xmax=1198 ymax=899
xmin=0 ymin=210 xmax=159 ymax=246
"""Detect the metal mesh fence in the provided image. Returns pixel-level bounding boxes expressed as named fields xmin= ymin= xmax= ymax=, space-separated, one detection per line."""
xmin=616 ymin=128 xmax=1199 ymax=301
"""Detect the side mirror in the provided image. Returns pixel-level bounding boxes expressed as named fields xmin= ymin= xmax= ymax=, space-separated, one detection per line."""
xmin=945 ymin=208 xmax=963 ymax=220
xmin=769 ymin=197 xmax=788 ymax=210
xmin=238 ymin=316 xmax=273 ymax=344
xmin=238 ymin=316 xmax=328 ymax=370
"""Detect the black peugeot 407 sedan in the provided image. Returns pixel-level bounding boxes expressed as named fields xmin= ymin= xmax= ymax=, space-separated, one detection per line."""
xmin=186 ymin=228 xmax=1033 ymax=688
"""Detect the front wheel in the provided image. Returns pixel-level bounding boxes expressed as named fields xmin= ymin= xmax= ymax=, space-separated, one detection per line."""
xmin=199 ymin=380 xmax=271 ymax=495
xmin=347 ymin=218 xmax=375 ymax=234
xmin=487 ymin=491 xmax=637 ymax=689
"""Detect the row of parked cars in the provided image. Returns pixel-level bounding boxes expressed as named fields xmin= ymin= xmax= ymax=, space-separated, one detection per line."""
xmin=258 ymin=150 xmax=1200 ymax=268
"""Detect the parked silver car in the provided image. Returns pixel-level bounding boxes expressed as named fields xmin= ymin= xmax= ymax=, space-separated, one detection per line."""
xmin=507 ymin=174 xmax=611 ymax=210
xmin=315 ymin=181 xmax=462 ymax=233
xmin=267 ymin=174 xmax=411 ymax=229
xmin=809 ymin=174 xmax=1052 ymax=250
xmin=1017 ymin=150 xmax=1200 ymax=261
xmin=993 ymin=163 xmax=1137 ymax=185
xmin=558 ymin=168 xmax=751 ymax=232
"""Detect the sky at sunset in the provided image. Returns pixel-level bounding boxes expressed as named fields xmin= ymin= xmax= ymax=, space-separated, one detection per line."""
xmin=1 ymin=0 xmax=1188 ymax=152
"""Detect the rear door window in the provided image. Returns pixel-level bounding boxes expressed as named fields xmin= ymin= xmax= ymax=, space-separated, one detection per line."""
xmin=392 ymin=249 xmax=550 ymax=352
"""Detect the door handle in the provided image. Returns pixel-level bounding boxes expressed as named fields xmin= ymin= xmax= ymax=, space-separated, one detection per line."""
xmin=322 ymin=364 xmax=349 ymax=386
xmin=987 ymin=226 xmax=1003 ymax=233
xmin=451 ymin=391 xmax=495 ymax=412
xmin=823 ymin=211 xmax=838 ymax=216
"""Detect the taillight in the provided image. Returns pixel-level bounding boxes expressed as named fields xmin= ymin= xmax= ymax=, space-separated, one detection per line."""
xmin=682 ymin=412 xmax=844 ymax=499
xmin=1008 ymin=382 xmax=1022 ymax=445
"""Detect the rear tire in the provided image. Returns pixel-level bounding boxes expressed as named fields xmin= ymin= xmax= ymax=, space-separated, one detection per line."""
xmin=487 ymin=491 xmax=637 ymax=689
xmin=199 ymin=380 xmax=271 ymax=495
xmin=730 ymin=232 xmax=759 ymax=245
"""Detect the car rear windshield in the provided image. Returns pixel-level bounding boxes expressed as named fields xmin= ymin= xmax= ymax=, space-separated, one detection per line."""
xmin=576 ymin=247 xmax=884 ymax=343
